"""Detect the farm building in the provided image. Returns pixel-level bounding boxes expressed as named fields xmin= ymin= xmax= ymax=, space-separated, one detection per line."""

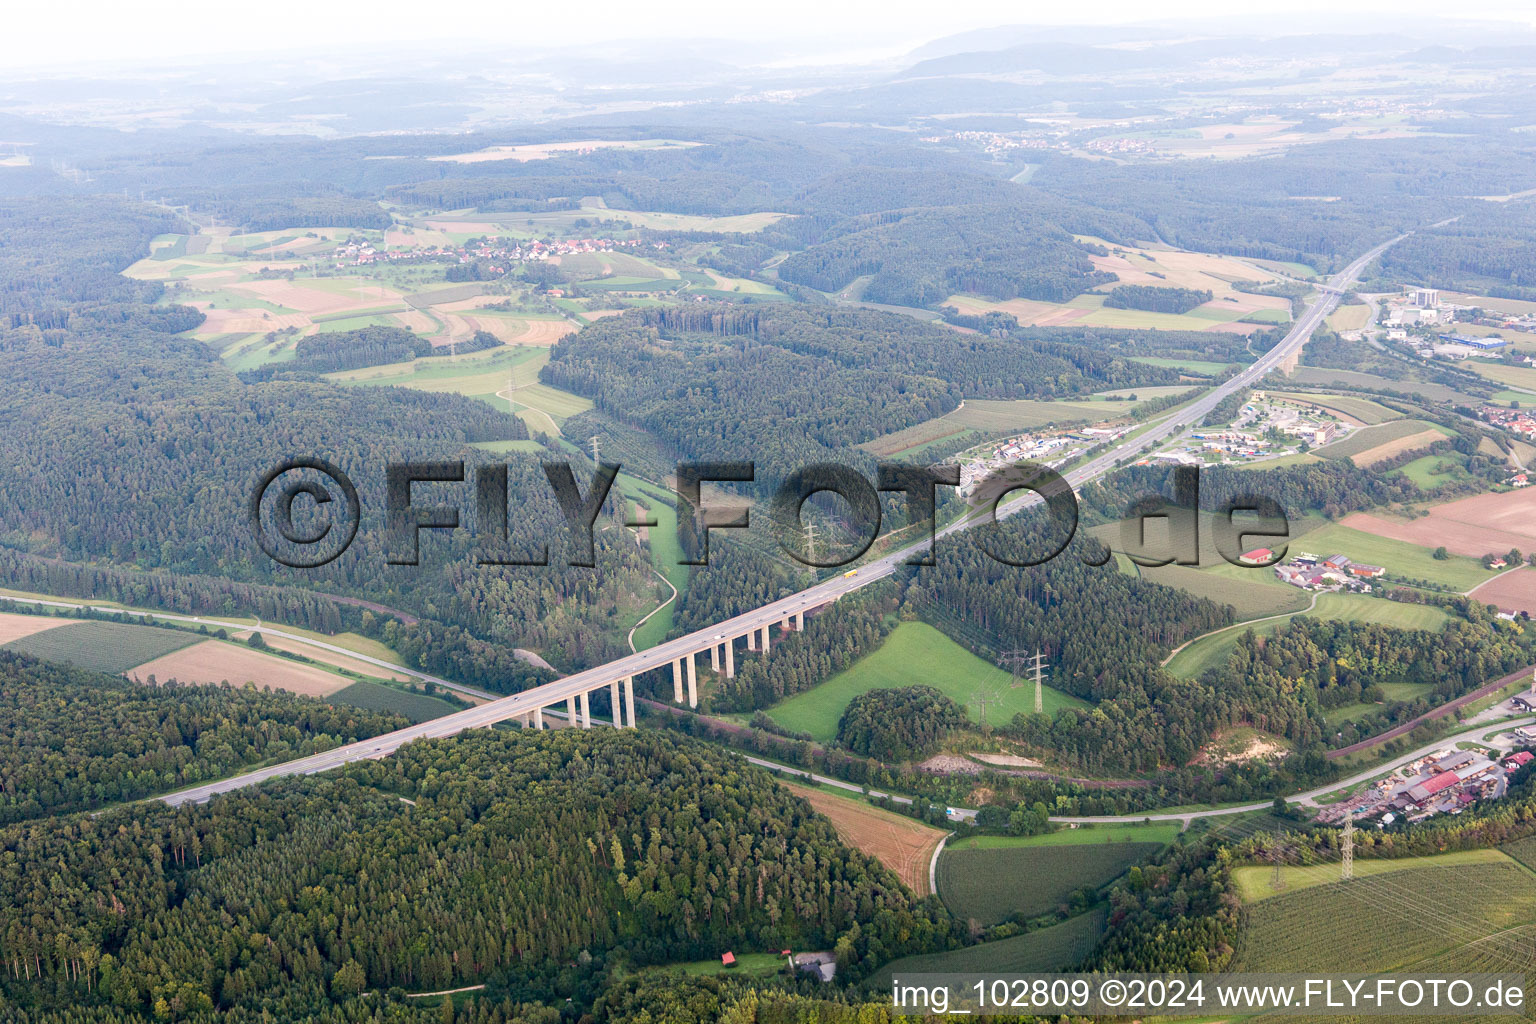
xmin=1347 ymin=563 xmax=1386 ymax=578
xmin=1240 ymin=548 xmax=1275 ymax=565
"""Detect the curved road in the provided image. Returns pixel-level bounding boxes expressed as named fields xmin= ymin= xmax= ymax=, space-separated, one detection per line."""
xmin=145 ymin=234 xmax=1406 ymax=808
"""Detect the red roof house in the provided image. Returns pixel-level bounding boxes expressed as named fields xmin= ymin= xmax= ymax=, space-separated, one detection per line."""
xmin=721 ymin=952 xmax=737 ymax=967
xmin=1506 ymin=751 xmax=1534 ymax=768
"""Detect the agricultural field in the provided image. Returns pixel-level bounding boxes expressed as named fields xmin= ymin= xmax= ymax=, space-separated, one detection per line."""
xmin=1313 ymin=418 xmax=1450 ymax=465
xmin=948 ymin=822 xmax=1182 ymax=848
xmin=861 ymin=391 xmax=1179 ymax=457
xmin=1080 ymin=115 xmax=1419 ymax=161
xmin=938 ymin=838 xmax=1165 ymax=926
xmin=1093 ymin=511 xmax=1320 ymax=621
xmin=127 ymin=639 xmax=354 ymax=696
xmin=423 ymin=138 xmax=703 ymax=163
xmin=949 ymin=397 xmax=1138 ymax=432
xmin=1467 ymin=566 xmax=1536 ymax=616
xmin=2 ymin=620 xmax=199 ymax=674
xmin=237 ymin=631 xmax=411 ymax=682
xmin=871 ymin=908 xmax=1107 ymax=984
xmin=1262 ymin=390 xmax=1400 ymax=425
xmin=1233 ymin=848 xmax=1514 ymax=903
xmin=1463 ymin=358 xmax=1536 ymax=391
xmin=1344 ymin=487 xmax=1536 ymax=561
xmin=1504 ymin=836 xmax=1536 ymax=872
xmin=1294 ymin=520 xmax=1497 ymax=591
xmin=1325 ymin=302 xmax=1373 ymax=331
xmin=1233 ymin=854 xmax=1536 ymax=981
xmin=859 ymin=418 xmax=976 ymax=458
xmin=1284 ymin=365 xmax=1481 ymax=405
xmin=423 ymin=207 xmax=789 ymax=236
xmin=944 ymin=240 xmax=1291 ymax=334
xmin=764 ymin=622 xmax=1089 ymax=743
xmin=1126 ymin=355 xmax=1239 ymax=376
xmin=328 ymin=680 xmax=461 ymax=722
xmin=328 ymin=345 xmax=589 ymax=435
xmin=780 ymin=781 xmax=946 ymax=896
xmin=1129 ymin=561 xmax=1311 ymax=620
xmin=0 ymin=611 xmax=75 ymax=644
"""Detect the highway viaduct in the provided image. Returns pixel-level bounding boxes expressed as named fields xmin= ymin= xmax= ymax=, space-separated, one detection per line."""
xmin=158 ymin=233 xmax=1404 ymax=808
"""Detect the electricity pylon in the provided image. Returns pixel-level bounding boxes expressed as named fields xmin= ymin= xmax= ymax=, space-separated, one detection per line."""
xmin=1001 ymin=649 xmax=1029 ymax=689
xmin=970 ymin=689 xmax=1001 ymax=727
xmin=1029 ymin=649 xmax=1048 ymax=715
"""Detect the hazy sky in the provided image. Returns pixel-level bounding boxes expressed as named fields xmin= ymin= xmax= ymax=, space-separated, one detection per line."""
xmin=10 ymin=0 xmax=1536 ymax=72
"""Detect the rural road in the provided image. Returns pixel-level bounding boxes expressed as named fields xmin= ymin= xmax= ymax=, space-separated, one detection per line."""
xmin=16 ymin=232 xmax=1411 ymax=811
xmin=1047 ymin=713 xmax=1536 ymax=827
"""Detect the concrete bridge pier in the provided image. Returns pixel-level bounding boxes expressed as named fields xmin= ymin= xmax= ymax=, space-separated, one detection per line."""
xmin=723 ymin=639 xmax=735 ymax=678
xmin=623 ymin=676 xmax=637 ymax=728
xmin=610 ymin=679 xmax=622 ymax=727
xmin=687 ymin=652 xmax=698 ymax=708
xmin=746 ymin=630 xmax=757 ymax=651
xmin=579 ymin=690 xmax=592 ymax=728
xmin=533 ymin=706 xmax=545 ymax=730
xmin=710 ymin=645 xmax=719 ymax=673
xmin=760 ymin=625 xmax=769 ymax=654
xmin=565 ymin=696 xmax=577 ymax=727
xmin=672 ymin=659 xmax=684 ymax=702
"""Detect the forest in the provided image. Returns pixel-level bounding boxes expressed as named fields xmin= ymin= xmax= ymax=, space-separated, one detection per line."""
xmin=1380 ymin=200 xmax=1536 ymax=300
xmin=0 ymin=730 xmax=956 ymax=1021
xmin=1103 ymin=284 xmax=1212 ymax=314
xmin=774 ymin=205 xmax=1115 ymax=306
xmin=0 ymin=650 xmax=407 ymax=822
xmin=540 ymin=305 xmax=1175 ymax=489
xmin=0 ymin=197 xmax=662 ymax=679
xmin=835 ymin=686 xmax=967 ymax=761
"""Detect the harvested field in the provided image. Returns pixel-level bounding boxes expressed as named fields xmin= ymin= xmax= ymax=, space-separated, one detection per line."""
xmin=1343 ymin=488 xmax=1536 ymax=558
xmin=859 ymin=417 xmax=971 ymax=457
xmin=227 ymin=279 xmax=404 ymax=316
xmin=0 ymin=613 xmax=73 ymax=644
xmin=781 ymin=781 xmax=944 ymax=896
xmin=199 ymin=308 xmax=312 ymax=334
xmin=128 ymin=639 xmax=351 ymax=697
xmin=236 ymin=632 xmax=409 ymax=681
xmin=1350 ymin=428 xmax=1445 ymax=466
xmin=1467 ymin=566 xmax=1536 ymax=615
xmin=1313 ymin=419 xmax=1446 ymax=462
xmin=949 ymin=398 xmax=1134 ymax=432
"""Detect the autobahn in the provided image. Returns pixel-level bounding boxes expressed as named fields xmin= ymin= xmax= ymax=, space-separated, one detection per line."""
xmin=157 ymin=234 xmax=1406 ymax=807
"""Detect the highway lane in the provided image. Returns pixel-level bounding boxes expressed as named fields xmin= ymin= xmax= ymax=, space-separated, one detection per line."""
xmin=157 ymin=234 xmax=1405 ymax=807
